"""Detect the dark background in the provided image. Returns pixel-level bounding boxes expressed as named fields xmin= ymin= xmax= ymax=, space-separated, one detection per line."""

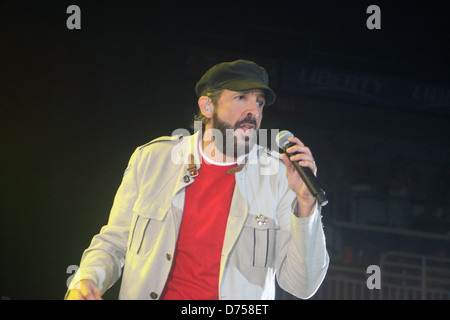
xmin=0 ymin=0 xmax=448 ymax=299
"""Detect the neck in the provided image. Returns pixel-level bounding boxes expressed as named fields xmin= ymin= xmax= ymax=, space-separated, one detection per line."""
xmin=202 ymin=137 xmax=236 ymax=164
xmin=201 ymin=124 xmax=237 ymax=164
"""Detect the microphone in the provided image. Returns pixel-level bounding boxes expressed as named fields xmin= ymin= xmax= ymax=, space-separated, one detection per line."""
xmin=276 ymin=130 xmax=328 ymax=206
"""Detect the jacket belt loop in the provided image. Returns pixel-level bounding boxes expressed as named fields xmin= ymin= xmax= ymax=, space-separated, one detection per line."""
xmin=187 ymin=154 xmax=199 ymax=177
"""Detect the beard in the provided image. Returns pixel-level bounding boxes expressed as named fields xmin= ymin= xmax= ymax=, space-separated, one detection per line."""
xmin=211 ymin=112 xmax=259 ymax=159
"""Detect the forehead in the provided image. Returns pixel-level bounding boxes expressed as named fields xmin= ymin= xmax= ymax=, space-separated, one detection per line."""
xmin=223 ymin=89 xmax=266 ymax=99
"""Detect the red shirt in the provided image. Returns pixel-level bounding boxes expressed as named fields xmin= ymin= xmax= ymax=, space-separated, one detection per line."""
xmin=161 ymin=156 xmax=237 ymax=300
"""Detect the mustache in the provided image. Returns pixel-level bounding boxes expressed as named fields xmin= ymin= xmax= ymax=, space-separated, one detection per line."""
xmin=234 ymin=117 xmax=257 ymax=130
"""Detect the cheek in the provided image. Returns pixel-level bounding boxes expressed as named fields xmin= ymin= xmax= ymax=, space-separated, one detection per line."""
xmin=256 ymin=115 xmax=263 ymax=128
xmin=217 ymin=108 xmax=238 ymax=124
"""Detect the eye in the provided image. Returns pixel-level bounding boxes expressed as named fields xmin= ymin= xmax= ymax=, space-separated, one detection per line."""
xmin=235 ymin=95 xmax=245 ymax=100
xmin=256 ymin=98 xmax=266 ymax=108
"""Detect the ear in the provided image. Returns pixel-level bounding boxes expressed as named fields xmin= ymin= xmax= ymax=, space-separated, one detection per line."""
xmin=198 ymin=96 xmax=213 ymax=118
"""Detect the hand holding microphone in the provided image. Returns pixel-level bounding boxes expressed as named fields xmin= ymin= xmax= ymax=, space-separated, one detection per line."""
xmin=276 ymin=130 xmax=328 ymax=207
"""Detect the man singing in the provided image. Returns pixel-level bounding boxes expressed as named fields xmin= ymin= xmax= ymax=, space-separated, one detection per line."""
xmin=66 ymin=60 xmax=329 ymax=300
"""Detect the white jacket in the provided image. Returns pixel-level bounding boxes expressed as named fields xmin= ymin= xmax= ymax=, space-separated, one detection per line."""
xmin=68 ymin=131 xmax=329 ymax=300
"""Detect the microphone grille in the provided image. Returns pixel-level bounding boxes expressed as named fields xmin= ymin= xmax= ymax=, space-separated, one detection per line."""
xmin=275 ymin=130 xmax=294 ymax=149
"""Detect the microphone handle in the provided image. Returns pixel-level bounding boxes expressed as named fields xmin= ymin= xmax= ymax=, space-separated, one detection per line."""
xmin=284 ymin=146 xmax=328 ymax=206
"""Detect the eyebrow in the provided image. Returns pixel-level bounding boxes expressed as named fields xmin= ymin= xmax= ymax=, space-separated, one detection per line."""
xmin=238 ymin=90 xmax=266 ymax=100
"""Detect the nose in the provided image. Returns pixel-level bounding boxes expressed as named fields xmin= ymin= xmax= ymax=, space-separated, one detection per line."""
xmin=243 ymin=99 xmax=260 ymax=118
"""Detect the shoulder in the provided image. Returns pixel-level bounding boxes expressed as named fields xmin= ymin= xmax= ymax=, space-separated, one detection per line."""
xmin=138 ymin=134 xmax=185 ymax=151
xmin=132 ymin=134 xmax=187 ymax=162
xmin=124 ymin=134 xmax=187 ymax=177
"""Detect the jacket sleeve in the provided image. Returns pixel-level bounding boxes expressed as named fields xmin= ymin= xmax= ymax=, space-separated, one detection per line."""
xmin=275 ymin=185 xmax=329 ymax=299
xmin=66 ymin=147 xmax=140 ymax=296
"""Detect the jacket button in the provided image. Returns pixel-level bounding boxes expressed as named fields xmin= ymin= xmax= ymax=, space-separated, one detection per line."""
xmin=166 ymin=253 xmax=172 ymax=261
xmin=183 ymin=175 xmax=190 ymax=183
xmin=150 ymin=292 xmax=158 ymax=299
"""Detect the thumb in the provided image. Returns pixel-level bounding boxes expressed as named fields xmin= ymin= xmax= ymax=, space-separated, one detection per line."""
xmin=281 ymin=153 xmax=294 ymax=171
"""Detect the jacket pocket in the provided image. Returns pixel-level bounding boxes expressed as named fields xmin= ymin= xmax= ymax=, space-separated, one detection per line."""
xmin=240 ymin=214 xmax=280 ymax=268
xmin=129 ymin=202 xmax=169 ymax=257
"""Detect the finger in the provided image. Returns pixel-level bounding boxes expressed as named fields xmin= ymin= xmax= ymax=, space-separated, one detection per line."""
xmin=285 ymin=136 xmax=311 ymax=156
xmin=67 ymin=289 xmax=86 ymax=300
xmin=92 ymin=286 xmax=103 ymax=300
xmin=286 ymin=145 xmax=312 ymax=157
xmin=80 ymin=282 xmax=97 ymax=300
xmin=281 ymin=153 xmax=293 ymax=169
xmin=288 ymin=155 xmax=317 ymax=176
xmin=283 ymin=151 xmax=314 ymax=169
xmin=281 ymin=153 xmax=297 ymax=175
xmin=289 ymin=152 xmax=314 ymax=163
xmin=298 ymin=159 xmax=317 ymax=176
xmin=287 ymin=136 xmax=304 ymax=147
xmin=301 ymin=160 xmax=317 ymax=175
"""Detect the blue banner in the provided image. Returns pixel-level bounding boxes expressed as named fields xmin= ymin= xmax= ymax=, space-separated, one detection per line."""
xmin=282 ymin=62 xmax=450 ymax=115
